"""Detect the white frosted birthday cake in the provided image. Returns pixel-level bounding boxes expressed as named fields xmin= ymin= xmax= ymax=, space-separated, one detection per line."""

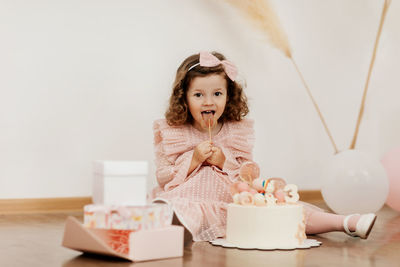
xmin=227 ymin=180 xmax=305 ymax=248
xmin=211 ymin=162 xmax=319 ymax=250
xmin=227 ymin=204 xmax=305 ymax=248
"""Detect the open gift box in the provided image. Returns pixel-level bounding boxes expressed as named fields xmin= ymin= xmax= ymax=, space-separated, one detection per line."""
xmin=62 ymin=216 xmax=184 ymax=262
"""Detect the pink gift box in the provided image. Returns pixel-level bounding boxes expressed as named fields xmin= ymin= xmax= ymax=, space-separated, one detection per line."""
xmin=62 ymin=216 xmax=184 ymax=262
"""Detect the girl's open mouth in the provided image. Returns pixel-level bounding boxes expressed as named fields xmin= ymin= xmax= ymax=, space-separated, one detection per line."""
xmin=201 ymin=110 xmax=215 ymax=115
xmin=201 ymin=111 xmax=215 ymax=126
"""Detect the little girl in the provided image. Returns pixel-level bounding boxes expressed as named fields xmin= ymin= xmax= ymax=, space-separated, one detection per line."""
xmin=151 ymin=51 xmax=377 ymax=242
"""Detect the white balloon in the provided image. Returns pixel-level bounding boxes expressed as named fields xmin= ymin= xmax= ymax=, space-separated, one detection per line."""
xmin=321 ymin=150 xmax=389 ymax=214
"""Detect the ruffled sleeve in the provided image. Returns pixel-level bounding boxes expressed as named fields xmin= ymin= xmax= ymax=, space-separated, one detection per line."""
xmin=153 ymin=119 xmax=197 ymax=191
xmin=220 ymin=119 xmax=255 ymax=182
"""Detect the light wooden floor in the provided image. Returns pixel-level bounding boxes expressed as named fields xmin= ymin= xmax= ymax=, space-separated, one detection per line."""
xmin=1 ymin=202 xmax=400 ymax=267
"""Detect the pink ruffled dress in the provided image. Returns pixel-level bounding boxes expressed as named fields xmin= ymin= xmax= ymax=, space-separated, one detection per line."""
xmin=151 ymin=118 xmax=255 ymax=241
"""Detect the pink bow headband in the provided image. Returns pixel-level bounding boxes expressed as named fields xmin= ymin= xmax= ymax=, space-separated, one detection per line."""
xmin=188 ymin=51 xmax=238 ymax=81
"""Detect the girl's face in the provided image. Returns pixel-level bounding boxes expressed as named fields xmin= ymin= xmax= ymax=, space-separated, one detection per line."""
xmin=186 ymin=74 xmax=228 ymax=131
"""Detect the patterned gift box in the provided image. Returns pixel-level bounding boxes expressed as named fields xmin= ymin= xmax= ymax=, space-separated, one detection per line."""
xmin=84 ymin=203 xmax=173 ymax=230
xmin=62 ymin=216 xmax=184 ymax=262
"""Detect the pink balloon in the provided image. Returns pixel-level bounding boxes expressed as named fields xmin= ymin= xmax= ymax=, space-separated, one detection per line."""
xmin=230 ymin=181 xmax=249 ymax=196
xmin=237 ymin=182 xmax=250 ymax=192
xmin=274 ymin=190 xmax=286 ymax=203
xmin=249 ymin=188 xmax=258 ymax=195
xmin=381 ymin=147 xmax=400 ymax=212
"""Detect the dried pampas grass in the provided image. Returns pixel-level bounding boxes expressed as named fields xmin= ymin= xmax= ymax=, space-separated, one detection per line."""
xmin=225 ymin=0 xmax=339 ymax=153
xmin=349 ymin=0 xmax=391 ymax=149
xmin=225 ymin=0 xmax=292 ymax=58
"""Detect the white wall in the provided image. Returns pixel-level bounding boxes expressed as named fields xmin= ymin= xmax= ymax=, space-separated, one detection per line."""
xmin=1 ymin=0 xmax=399 ymax=199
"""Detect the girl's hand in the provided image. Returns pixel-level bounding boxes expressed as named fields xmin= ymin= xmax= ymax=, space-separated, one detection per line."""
xmin=193 ymin=140 xmax=213 ymax=164
xmin=206 ymin=146 xmax=225 ymax=170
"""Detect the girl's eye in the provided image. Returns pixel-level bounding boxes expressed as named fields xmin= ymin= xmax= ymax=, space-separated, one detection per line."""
xmin=215 ymin=92 xmax=222 ymax=96
xmin=194 ymin=93 xmax=202 ymax=97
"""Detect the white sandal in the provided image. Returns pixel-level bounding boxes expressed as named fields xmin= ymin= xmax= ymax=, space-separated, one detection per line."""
xmin=343 ymin=213 xmax=377 ymax=239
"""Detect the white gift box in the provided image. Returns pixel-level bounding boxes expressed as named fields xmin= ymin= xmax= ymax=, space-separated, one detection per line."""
xmin=93 ymin=161 xmax=148 ymax=206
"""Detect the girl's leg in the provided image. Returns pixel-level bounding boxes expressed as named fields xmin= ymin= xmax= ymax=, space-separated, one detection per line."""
xmin=303 ymin=203 xmax=360 ymax=234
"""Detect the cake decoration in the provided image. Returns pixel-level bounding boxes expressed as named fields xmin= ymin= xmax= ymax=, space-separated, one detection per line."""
xmin=231 ymin=161 xmax=300 ymax=206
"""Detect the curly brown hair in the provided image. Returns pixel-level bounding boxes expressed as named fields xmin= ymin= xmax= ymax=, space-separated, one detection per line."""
xmin=165 ymin=52 xmax=249 ymax=126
